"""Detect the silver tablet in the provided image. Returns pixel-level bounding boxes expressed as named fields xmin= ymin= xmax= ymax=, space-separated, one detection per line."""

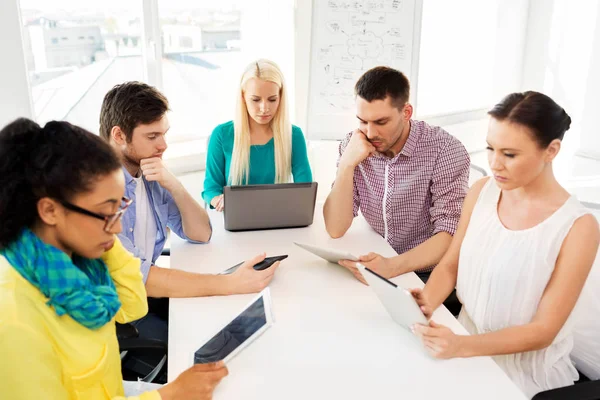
xmin=294 ymin=242 xmax=358 ymax=264
xmin=194 ymin=289 xmax=274 ymax=364
xmin=357 ymin=264 xmax=428 ymax=330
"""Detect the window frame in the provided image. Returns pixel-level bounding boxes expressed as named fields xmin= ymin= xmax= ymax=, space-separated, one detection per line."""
xmin=9 ymin=0 xmax=529 ymax=159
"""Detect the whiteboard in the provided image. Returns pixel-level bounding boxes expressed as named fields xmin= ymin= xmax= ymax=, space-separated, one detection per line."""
xmin=307 ymin=0 xmax=422 ymax=140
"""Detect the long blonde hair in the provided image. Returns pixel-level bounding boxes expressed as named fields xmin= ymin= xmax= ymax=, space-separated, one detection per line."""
xmin=229 ymin=59 xmax=292 ymax=185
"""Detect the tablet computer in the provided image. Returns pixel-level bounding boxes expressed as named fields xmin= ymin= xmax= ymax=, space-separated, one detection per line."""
xmin=294 ymin=242 xmax=358 ymax=264
xmin=194 ymin=289 xmax=274 ymax=364
xmin=357 ymin=264 xmax=428 ymax=330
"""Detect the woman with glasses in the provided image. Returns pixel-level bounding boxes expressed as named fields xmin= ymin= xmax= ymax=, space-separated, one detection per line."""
xmin=0 ymin=119 xmax=227 ymax=399
xmin=59 ymin=196 xmax=133 ymax=231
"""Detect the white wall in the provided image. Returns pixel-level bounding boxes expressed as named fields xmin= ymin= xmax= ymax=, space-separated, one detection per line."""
xmin=0 ymin=0 xmax=33 ymax=127
xmin=241 ymin=0 xmax=296 ymax=120
xmin=417 ymin=0 xmax=528 ymax=117
xmin=293 ymin=0 xmax=312 ymax=132
xmin=522 ymin=0 xmax=600 ymax=161
xmin=492 ymin=0 xmax=529 ymax=102
xmin=579 ymin=7 xmax=600 ymax=159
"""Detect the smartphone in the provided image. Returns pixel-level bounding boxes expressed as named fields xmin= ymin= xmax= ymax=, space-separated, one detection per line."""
xmin=220 ymin=255 xmax=288 ymax=275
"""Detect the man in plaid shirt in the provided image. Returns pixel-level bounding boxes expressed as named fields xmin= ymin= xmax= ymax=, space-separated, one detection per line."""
xmin=324 ymin=66 xmax=470 ymax=287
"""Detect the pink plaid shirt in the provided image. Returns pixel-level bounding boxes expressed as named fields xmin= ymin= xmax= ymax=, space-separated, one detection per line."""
xmin=337 ymin=120 xmax=470 ymax=272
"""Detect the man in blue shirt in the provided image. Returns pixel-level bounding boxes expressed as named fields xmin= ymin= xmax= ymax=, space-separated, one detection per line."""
xmin=99 ymin=82 xmax=279 ymax=377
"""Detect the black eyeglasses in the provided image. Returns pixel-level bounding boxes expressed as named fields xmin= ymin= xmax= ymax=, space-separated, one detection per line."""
xmin=59 ymin=197 xmax=133 ymax=232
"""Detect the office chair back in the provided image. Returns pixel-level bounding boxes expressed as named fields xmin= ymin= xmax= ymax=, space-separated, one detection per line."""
xmin=468 ymin=163 xmax=488 ymax=187
xmin=571 ymin=201 xmax=600 ymax=381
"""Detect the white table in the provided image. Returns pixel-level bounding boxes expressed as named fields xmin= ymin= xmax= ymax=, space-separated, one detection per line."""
xmin=169 ymin=204 xmax=526 ymax=399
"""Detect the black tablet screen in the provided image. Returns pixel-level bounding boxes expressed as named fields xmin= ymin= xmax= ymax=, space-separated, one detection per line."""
xmin=194 ymin=296 xmax=267 ymax=364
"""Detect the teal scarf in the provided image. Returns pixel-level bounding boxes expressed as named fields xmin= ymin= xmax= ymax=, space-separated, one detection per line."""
xmin=1 ymin=229 xmax=121 ymax=330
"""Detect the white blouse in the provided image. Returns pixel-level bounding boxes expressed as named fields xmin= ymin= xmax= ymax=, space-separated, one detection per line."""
xmin=456 ymin=178 xmax=590 ymax=398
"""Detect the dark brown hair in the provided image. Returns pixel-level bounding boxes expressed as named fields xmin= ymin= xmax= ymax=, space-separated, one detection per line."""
xmin=99 ymin=81 xmax=169 ymax=142
xmin=488 ymin=91 xmax=571 ymax=147
xmin=355 ymin=66 xmax=410 ymax=110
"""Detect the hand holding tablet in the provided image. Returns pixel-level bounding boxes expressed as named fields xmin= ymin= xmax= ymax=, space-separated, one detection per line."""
xmin=160 ymin=362 xmax=228 ymax=400
xmin=294 ymin=242 xmax=371 ymax=283
xmin=356 ymin=264 xmax=428 ymax=331
xmin=407 ymin=287 xmax=434 ymax=319
xmin=294 ymin=242 xmax=358 ymax=263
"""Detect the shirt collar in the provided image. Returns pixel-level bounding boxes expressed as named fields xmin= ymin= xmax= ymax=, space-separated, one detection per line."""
xmin=399 ymin=120 xmax=420 ymax=158
xmin=122 ymin=166 xmax=136 ymax=185
xmin=372 ymin=120 xmax=420 ymax=163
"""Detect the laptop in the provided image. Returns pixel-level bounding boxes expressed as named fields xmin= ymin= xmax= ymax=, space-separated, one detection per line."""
xmin=223 ymin=182 xmax=318 ymax=231
xmin=357 ymin=264 xmax=428 ymax=331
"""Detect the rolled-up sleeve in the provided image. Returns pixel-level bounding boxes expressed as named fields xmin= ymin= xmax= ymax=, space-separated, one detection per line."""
xmin=429 ymin=138 xmax=470 ymax=236
xmin=202 ymin=124 xmax=227 ymax=206
xmin=333 ymin=132 xmax=361 ymax=217
xmin=291 ymin=126 xmax=313 ymax=183
xmin=165 ymin=193 xmax=212 ymax=244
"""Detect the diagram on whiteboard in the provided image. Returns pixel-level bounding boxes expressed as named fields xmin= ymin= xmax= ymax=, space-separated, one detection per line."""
xmin=309 ymin=0 xmax=415 ymax=116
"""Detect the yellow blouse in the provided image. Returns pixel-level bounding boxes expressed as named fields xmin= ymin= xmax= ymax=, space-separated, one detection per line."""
xmin=0 ymin=238 xmax=161 ymax=400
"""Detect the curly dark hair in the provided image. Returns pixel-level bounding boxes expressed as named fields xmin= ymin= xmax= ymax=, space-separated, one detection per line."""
xmin=0 ymin=118 xmax=122 ymax=248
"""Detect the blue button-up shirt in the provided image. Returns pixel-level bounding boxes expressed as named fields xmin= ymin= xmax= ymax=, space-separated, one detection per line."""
xmin=118 ymin=167 xmax=209 ymax=282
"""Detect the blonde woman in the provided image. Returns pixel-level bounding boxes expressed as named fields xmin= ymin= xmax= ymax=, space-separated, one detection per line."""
xmin=202 ymin=59 xmax=313 ymax=211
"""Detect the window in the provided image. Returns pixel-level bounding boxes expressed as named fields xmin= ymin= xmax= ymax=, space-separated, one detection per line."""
xmin=157 ymin=0 xmax=244 ymax=143
xmin=19 ymin=0 xmax=143 ymax=133
xmin=156 ymin=0 xmax=295 ymax=144
xmin=417 ymin=0 xmax=505 ymax=117
xmin=19 ymin=0 xmax=295 ymax=152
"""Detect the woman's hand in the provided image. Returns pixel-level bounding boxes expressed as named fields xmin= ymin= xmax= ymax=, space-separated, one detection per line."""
xmin=210 ymin=194 xmax=224 ymax=212
xmin=408 ymin=288 xmax=434 ymax=319
xmin=412 ymin=321 xmax=464 ymax=359
xmin=158 ymin=361 xmax=228 ymax=400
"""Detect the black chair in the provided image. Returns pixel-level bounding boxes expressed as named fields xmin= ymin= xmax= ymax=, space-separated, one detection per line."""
xmin=117 ymin=322 xmax=168 ymax=383
xmin=532 ymin=372 xmax=600 ymax=400
xmin=117 ymin=246 xmax=171 ymax=383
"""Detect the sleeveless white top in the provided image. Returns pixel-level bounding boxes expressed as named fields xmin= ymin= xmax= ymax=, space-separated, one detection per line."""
xmin=456 ymin=178 xmax=590 ymax=398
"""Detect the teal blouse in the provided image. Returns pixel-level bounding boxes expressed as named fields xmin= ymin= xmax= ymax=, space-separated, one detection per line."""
xmin=202 ymin=121 xmax=313 ymax=205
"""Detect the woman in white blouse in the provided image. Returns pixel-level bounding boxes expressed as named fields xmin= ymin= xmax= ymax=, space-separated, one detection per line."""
xmin=410 ymin=91 xmax=600 ymax=398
